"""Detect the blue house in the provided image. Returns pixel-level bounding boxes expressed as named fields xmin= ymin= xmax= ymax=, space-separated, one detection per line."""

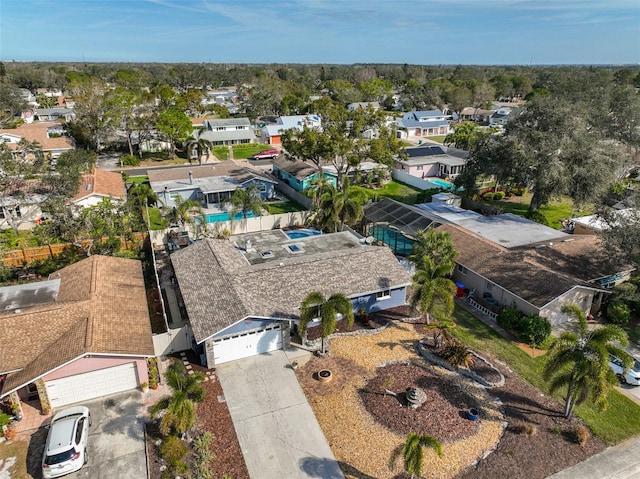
xmin=147 ymin=161 xmax=278 ymax=210
xmin=272 ymin=157 xmax=337 ymax=192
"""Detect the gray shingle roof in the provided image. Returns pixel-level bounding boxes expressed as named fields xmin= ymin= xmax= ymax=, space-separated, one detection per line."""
xmin=170 ymin=233 xmax=412 ymax=343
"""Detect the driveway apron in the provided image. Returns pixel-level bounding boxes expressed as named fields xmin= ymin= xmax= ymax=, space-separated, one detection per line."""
xmin=217 ymin=350 xmax=344 ymax=479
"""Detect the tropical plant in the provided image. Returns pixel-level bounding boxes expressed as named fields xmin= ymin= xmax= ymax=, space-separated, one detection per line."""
xmin=410 ymin=255 xmax=457 ymax=324
xmin=390 ymin=432 xmax=443 ymax=479
xmin=518 ymin=314 xmax=552 ymax=346
xmin=159 ymin=436 xmax=189 ymax=478
xmin=409 ymin=228 xmax=458 ymax=272
xmin=185 ymin=129 xmax=212 ymax=165
xmin=440 ymin=340 xmax=475 ymax=369
xmin=162 ymin=196 xmax=203 ymax=227
xmin=315 ymin=180 xmax=366 ymax=233
xmin=150 ymin=361 xmax=205 ymax=436
xmin=229 ymin=184 xmax=266 ymax=219
xmin=543 ymin=303 xmax=631 ymax=418
xmin=423 ymin=317 xmax=457 ymax=348
xmin=298 ymin=291 xmax=354 ymax=355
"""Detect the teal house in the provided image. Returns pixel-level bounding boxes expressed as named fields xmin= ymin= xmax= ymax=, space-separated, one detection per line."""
xmin=272 ymin=157 xmax=337 ymax=192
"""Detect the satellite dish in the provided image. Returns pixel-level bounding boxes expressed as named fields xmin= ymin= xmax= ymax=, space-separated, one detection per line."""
xmin=365 ymin=236 xmax=375 ymax=245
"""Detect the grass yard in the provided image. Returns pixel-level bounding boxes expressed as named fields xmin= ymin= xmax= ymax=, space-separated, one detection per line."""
xmin=353 ymin=180 xmax=423 ymax=204
xmin=125 ymin=175 xmax=149 ymax=186
xmin=452 ymin=305 xmax=640 ymax=445
xmin=267 ymin=200 xmax=306 ymax=214
xmin=232 ymin=144 xmax=273 ymax=159
xmin=146 ymin=207 xmax=168 ymax=230
xmin=212 ymin=146 xmax=230 ymax=160
xmin=0 ymin=437 xmax=29 ymax=479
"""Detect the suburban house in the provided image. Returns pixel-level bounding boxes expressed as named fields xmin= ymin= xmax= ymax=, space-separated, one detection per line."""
xmin=396 ymin=110 xmax=452 ymax=139
xmin=0 ymin=255 xmax=154 ymax=413
xmin=148 ymin=161 xmax=278 ymax=210
xmin=393 ymin=145 xmax=468 ymax=180
xmin=0 ymin=179 xmax=49 ymax=231
xmin=35 ymin=107 xmax=75 ymax=122
xmin=169 ymin=229 xmax=412 ymax=366
xmin=261 ymin=114 xmax=322 ymax=145
xmin=272 ymin=157 xmax=337 ymax=192
xmin=347 ymin=102 xmax=380 ymax=111
xmin=459 ymin=107 xmax=495 ymax=124
xmin=0 ymin=121 xmax=75 ymax=160
xmin=68 ymin=168 xmax=127 ymax=208
xmin=490 ymin=106 xmax=519 ymax=128
xmin=198 ymin=117 xmax=256 ymax=146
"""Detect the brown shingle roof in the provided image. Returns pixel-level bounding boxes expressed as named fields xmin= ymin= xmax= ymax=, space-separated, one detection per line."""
xmin=0 ymin=256 xmax=154 ymax=397
xmin=0 ymin=121 xmax=75 ymax=152
xmin=69 ymin=168 xmax=126 ymax=203
xmin=171 ymin=235 xmax=412 ymax=343
xmin=439 ymin=224 xmax=613 ymax=308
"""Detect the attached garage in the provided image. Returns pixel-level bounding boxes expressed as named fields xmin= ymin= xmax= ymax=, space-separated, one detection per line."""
xmin=46 ymin=362 xmax=139 ymax=408
xmin=212 ymin=324 xmax=282 ymax=365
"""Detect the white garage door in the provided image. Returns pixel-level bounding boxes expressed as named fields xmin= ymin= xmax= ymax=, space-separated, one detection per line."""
xmin=46 ymin=362 xmax=139 ymax=408
xmin=213 ymin=325 xmax=282 ymax=365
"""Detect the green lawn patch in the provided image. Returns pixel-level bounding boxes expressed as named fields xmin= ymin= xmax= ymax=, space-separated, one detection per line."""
xmin=451 ymin=305 xmax=640 ymax=444
xmin=147 ymin=207 xmax=168 ymax=230
xmin=267 ymin=200 xmax=306 ymax=214
xmin=353 ymin=180 xmax=423 ymax=205
xmin=422 ymin=135 xmax=446 ymax=144
xmin=125 ymin=175 xmax=149 ymax=186
xmin=232 ymin=144 xmax=273 ymax=160
xmin=212 ymin=146 xmax=229 ymax=160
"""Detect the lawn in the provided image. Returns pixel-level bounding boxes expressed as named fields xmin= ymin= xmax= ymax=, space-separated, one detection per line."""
xmin=125 ymin=175 xmax=149 ymax=186
xmin=266 ymin=200 xmax=306 ymax=214
xmin=211 ymin=146 xmax=229 ymax=160
xmin=451 ymin=305 xmax=640 ymax=445
xmin=353 ymin=180 xmax=423 ymax=204
xmin=146 ymin=207 xmax=168 ymax=230
xmin=232 ymin=144 xmax=273 ymax=160
xmin=485 ymin=193 xmax=589 ymax=229
xmin=0 ymin=437 xmax=29 ymax=479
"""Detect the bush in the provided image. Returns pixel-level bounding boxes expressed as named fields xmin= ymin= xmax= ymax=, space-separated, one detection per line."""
xmin=518 ymin=314 xmax=552 ymax=346
xmin=440 ymin=340 xmax=475 ymax=369
xmin=510 ymin=420 xmax=538 ymax=436
xmin=159 ymin=436 xmax=189 ymax=478
xmin=0 ymin=412 xmax=12 ymax=433
xmin=524 ymin=210 xmax=549 ymax=226
xmin=607 ymin=301 xmax=631 ymax=325
xmin=120 ymin=154 xmax=140 ymax=166
xmin=573 ymin=425 xmax=590 ymax=447
xmin=493 ymin=191 xmax=505 ymax=200
xmin=193 ymin=431 xmax=215 ymax=479
xmin=482 ymin=192 xmax=494 ymax=201
xmin=498 ymin=306 xmax=521 ymax=331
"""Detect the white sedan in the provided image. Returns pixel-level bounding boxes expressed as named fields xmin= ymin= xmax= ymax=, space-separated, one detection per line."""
xmin=610 ymin=355 xmax=640 ymax=386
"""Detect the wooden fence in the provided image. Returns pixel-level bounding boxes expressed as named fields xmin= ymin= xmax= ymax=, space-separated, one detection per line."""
xmin=1 ymin=232 xmax=148 ymax=267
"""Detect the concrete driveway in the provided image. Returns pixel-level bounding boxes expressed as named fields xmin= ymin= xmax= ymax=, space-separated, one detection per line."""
xmin=217 ymin=350 xmax=344 ymax=479
xmin=26 ymin=390 xmax=147 ymax=479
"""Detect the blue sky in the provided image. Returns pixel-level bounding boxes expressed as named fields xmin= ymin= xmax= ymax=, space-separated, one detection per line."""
xmin=1 ymin=0 xmax=639 ymax=65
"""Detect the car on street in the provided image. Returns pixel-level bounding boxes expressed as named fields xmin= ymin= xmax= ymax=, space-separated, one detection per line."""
xmin=609 ymin=355 xmax=640 ymax=386
xmin=42 ymin=406 xmax=91 ymax=478
xmin=252 ymin=149 xmax=279 ymax=160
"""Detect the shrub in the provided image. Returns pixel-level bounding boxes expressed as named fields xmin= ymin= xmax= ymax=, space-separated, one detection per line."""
xmin=510 ymin=420 xmax=538 ymax=437
xmin=193 ymin=431 xmax=215 ymax=479
xmin=574 ymin=425 xmax=590 ymax=447
xmin=498 ymin=305 xmax=521 ymax=331
xmin=0 ymin=412 xmax=12 ymax=432
xmin=159 ymin=436 xmax=189 ymax=478
xmin=607 ymin=301 xmax=631 ymax=325
xmin=524 ymin=210 xmax=549 ymax=226
xmin=440 ymin=340 xmax=475 ymax=369
xmin=482 ymin=192 xmax=495 ymax=201
xmin=493 ymin=191 xmax=505 ymax=200
xmin=120 ymin=154 xmax=140 ymax=166
xmin=518 ymin=314 xmax=552 ymax=346
xmin=550 ymin=425 xmax=562 ymax=435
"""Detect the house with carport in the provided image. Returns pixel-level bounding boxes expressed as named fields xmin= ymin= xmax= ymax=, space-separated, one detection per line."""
xmin=169 ymin=230 xmax=412 ymax=366
xmin=0 ymin=255 xmax=154 ymax=414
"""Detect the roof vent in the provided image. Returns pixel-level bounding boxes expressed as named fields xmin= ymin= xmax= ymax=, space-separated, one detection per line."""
xmin=534 ymin=244 xmax=546 ymax=249
xmin=260 ymin=250 xmax=274 ymax=259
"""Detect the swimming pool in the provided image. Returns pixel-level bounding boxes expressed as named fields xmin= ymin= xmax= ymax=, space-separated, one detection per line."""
xmin=206 ymin=211 xmax=256 ymax=223
xmin=426 ymin=178 xmax=456 ymax=190
xmin=284 ymin=228 xmax=322 ymax=240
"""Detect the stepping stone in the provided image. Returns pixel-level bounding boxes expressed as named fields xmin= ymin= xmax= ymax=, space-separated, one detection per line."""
xmin=188 ymin=370 xmax=194 ymax=375
xmin=217 ymin=395 xmax=226 ymax=403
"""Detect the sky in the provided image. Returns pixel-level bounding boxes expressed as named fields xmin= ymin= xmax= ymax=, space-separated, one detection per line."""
xmin=1 ymin=0 xmax=639 ymax=65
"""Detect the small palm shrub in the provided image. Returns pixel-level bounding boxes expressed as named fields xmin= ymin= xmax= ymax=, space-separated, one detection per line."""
xmin=573 ymin=425 xmax=590 ymax=447
xmin=440 ymin=340 xmax=475 ymax=369
xmin=159 ymin=436 xmax=189 ymax=479
xmin=607 ymin=301 xmax=631 ymax=325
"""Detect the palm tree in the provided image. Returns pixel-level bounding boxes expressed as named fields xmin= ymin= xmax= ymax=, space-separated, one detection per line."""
xmin=307 ymin=173 xmax=333 ymax=209
xmin=543 ymin=303 xmax=632 ymax=418
xmin=150 ymin=361 xmax=205 ymax=436
xmin=316 ymin=179 xmax=366 ymax=233
xmin=299 ymin=291 xmax=354 ymax=355
xmin=410 ymin=255 xmax=457 ymax=324
xmin=185 ymin=130 xmax=212 ymax=165
xmin=409 ymin=228 xmax=458 ymax=272
xmin=229 ymin=184 xmax=266 ymax=219
xmin=163 ymin=196 xmax=203 ymax=227
xmin=391 ymin=432 xmax=443 ymax=479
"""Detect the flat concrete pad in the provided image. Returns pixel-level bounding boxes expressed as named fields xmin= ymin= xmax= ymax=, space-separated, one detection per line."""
xmin=217 ymin=350 xmax=344 ymax=479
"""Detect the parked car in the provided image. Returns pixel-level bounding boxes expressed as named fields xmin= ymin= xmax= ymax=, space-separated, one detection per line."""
xmin=252 ymin=149 xmax=279 ymax=160
xmin=609 ymin=355 xmax=640 ymax=386
xmin=42 ymin=406 xmax=91 ymax=478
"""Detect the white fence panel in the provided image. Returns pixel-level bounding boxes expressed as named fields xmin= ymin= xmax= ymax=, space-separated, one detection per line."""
xmin=153 ymin=326 xmax=191 ymax=356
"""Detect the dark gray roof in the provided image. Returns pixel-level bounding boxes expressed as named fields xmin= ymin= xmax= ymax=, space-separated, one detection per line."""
xmin=272 ymin=157 xmax=319 ymax=180
xmin=170 ymin=232 xmax=412 ymax=343
xmin=204 ymin=118 xmax=250 ymax=128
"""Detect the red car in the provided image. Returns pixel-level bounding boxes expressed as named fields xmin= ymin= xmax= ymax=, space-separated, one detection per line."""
xmin=252 ymin=149 xmax=279 ymax=160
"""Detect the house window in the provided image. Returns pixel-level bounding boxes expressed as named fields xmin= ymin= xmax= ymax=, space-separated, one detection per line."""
xmin=376 ymin=289 xmax=391 ymax=300
xmin=486 ymin=282 xmax=493 ymax=291
xmin=457 ymin=265 xmax=467 ymax=275
xmin=256 ymin=183 xmax=266 ymax=192
xmin=417 ymin=166 xmax=423 ymax=171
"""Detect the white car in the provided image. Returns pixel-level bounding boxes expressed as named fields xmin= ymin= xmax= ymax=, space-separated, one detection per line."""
xmin=42 ymin=406 xmax=91 ymax=478
xmin=609 ymin=355 xmax=640 ymax=386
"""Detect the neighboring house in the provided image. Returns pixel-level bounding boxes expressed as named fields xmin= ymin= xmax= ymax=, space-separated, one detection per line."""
xmin=396 ymin=110 xmax=452 ymax=139
xmin=199 ymin=117 xmax=256 ymax=146
xmin=490 ymin=106 xmax=519 ymax=128
xmin=459 ymin=107 xmax=495 ymax=124
xmin=0 ymin=179 xmax=49 ymax=231
xmin=261 ymin=114 xmax=322 ymax=145
xmin=0 ymin=121 xmax=75 ymax=159
xmin=394 ymin=145 xmax=467 ymax=179
xmin=35 ymin=107 xmax=75 ymax=122
xmin=347 ymin=102 xmax=380 ymax=111
xmin=19 ymin=88 xmax=37 ymax=107
xmin=148 ymin=161 xmax=278 ymax=209
xmin=68 ymin=168 xmax=127 ymax=208
xmin=170 ymin=229 xmax=412 ymax=366
xmin=272 ymin=157 xmax=337 ymax=192
xmin=0 ymin=255 xmax=154 ymax=412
